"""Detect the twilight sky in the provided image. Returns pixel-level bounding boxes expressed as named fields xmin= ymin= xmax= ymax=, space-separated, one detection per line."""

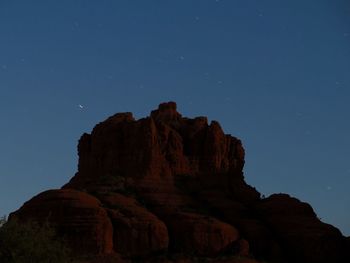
xmin=0 ymin=0 xmax=349 ymax=235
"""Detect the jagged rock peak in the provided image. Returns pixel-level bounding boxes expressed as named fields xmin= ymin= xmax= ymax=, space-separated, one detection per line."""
xmin=150 ymin=101 xmax=182 ymax=123
xmin=106 ymin=112 xmax=135 ymax=123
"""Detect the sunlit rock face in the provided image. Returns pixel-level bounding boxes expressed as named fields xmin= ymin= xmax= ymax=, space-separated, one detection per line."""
xmin=11 ymin=102 xmax=349 ymax=263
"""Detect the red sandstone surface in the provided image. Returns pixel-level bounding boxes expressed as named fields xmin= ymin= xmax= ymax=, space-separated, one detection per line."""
xmin=11 ymin=102 xmax=349 ymax=263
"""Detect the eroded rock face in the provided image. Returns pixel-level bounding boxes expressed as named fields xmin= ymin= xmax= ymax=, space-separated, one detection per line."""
xmin=11 ymin=102 xmax=349 ymax=263
xmin=164 ymin=211 xmax=239 ymax=256
xmin=11 ymin=189 xmax=114 ymax=255
xmin=64 ymin=102 xmax=257 ymax=203
xmin=99 ymin=193 xmax=169 ymax=258
xmin=255 ymin=194 xmax=347 ymax=263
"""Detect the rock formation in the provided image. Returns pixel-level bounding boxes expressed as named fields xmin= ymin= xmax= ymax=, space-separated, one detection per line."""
xmin=11 ymin=102 xmax=349 ymax=263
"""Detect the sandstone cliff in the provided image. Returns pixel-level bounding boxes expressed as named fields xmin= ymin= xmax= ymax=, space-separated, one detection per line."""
xmin=11 ymin=102 xmax=349 ymax=263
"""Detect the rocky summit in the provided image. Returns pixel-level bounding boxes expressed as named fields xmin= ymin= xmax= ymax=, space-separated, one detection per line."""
xmin=11 ymin=102 xmax=350 ymax=263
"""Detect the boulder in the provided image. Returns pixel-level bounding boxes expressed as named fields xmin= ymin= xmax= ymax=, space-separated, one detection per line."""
xmin=99 ymin=193 xmax=169 ymax=258
xmin=164 ymin=212 xmax=239 ymax=256
xmin=11 ymin=189 xmax=113 ymax=255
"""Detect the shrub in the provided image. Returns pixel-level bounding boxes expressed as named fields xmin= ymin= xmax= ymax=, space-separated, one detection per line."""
xmin=0 ymin=216 xmax=72 ymax=263
xmin=0 ymin=216 xmax=6 ymax=227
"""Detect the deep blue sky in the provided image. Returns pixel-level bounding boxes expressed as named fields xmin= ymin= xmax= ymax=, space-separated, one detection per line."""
xmin=1 ymin=0 xmax=349 ymax=235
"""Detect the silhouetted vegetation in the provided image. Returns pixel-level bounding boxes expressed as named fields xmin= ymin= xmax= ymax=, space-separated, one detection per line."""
xmin=0 ymin=216 xmax=72 ymax=263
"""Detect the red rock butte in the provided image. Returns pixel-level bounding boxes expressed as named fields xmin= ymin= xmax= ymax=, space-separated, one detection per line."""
xmin=11 ymin=102 xmax=350 ymax=263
